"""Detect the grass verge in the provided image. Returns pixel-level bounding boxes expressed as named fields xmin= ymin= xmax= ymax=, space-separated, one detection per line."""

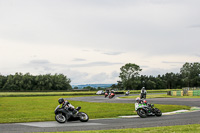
xmin=0 ymin=89 xmax=181 ymax=97
xmin=39 ymin=124 xmax=200 ymax=133
xmin=125 ymin=89 xmax=182 ymax=94
xmin=120 ymin=94 xmax=200 ymax=99
xmin=0 ymin=92 xmax=97 ymax=97
xmin=0 ymin=96 xmax=190 ymax=123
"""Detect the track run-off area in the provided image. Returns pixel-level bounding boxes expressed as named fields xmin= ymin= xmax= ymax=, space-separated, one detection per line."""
xmin=1 ymin=94 xmax=200 ymax=133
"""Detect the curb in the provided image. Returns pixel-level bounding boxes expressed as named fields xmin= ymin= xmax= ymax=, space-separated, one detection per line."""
xmin=119 ymin=107 xmax=200 ymax=118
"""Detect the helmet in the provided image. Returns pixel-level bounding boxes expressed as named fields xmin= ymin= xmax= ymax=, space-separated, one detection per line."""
xmin=143 ymin=100 xmax=147 ymax=104
xmin=58 ymin=98 xmax=64 ymax=104
xmin=136 ymin=97 xmax=140 ymax=102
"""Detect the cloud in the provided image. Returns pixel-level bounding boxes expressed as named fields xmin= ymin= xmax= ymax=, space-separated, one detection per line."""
xmin=141 ymin=65 xmax=149 ymax=68
xmin=111 ymin=71 xmax=119 ymax=78
xmin=57 ymin=69 xmax=119 ymax=85
xmin=103 ymin=51 xmax=124 ymax=55
xmin=24 ymin=60 xmax=54 ymax=73
xmin=1 ymin=0 xmax=199 ymax=57
xmin=27 ymin=60 xmax=122 ymax=68
xmin=22 ymin=59 xmax=122 ymax=84
xmin=89 ymin=73 xmax=109 ymax=83
xmin=141 ymin=67 xmax=180 ymax=76
xmin=195 ymin=54 xmax=200 ymax=57
xmin=82 ymin=72 xmax=120 ymax=84
xmin=93 ymin=49 xmax=124 ymax=55
xmin=62 ymin=69 xmax=89 ymax=85
xmin=162 ymin=61 xmax=185 ymax=64
xmin=80 ymin=62 xmax=122 ymax=67
xmin=30 ymin=60 xmax=50 ymax=65
xmin=1 ymin=0 xmax=200 ymax=84
xmin=188 ymin=24 xmax=200 ymax=28
xmin=72 ymin=58 xmax=86 ymax=62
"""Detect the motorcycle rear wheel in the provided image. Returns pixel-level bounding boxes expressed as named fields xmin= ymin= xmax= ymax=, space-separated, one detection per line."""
xmin=55 ymin=113 xmax=67 ymax=123
xmin=79 ymin=112 xmax=89 ymax=122
xmin=154 ymin=108 xmax=162 ymax=117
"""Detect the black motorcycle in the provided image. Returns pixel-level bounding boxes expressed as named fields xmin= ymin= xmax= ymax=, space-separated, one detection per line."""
xmin=54 ymin=105 xmax=89 ymax=123
xmin=135 ymin=102 xmax=162 ymax=118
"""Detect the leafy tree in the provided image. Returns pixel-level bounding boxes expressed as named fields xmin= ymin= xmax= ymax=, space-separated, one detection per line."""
xmin=155 ymin=76 xmax=167 ymax=89
xmin=119 ymin=63 xmax=142 ymax=90
xmin=164 ymin=72 xmax=176 ymax=89
xmin=146 ymin=80 xmax=156 ymax=89
xmin=115 ymin=81 xmax=123 ymax=90
xmin=0 ymin=73 xmax=72 ymax=91
xmin=180 ymin=62 xmax=200 ymax=87
xmin=111 ymin=84 xmax=117 ymax=89
xmin=83 ymin=86 xmax=96 ymax=91
xmin=0 ymin=74 xmax=7 ymax=91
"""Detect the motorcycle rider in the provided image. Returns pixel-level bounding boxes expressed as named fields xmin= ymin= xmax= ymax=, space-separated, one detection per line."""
xmin=106 ymin=89 xmax=110 ymax=94
xmin=108 ymin=90 xmax=115 ymax=98
xmin=104 ymin=89 xmax=109 ymax=97
xmin=105 ymin=89 xmax=109 ymax=95
xmin=136 ymin=98 xmax=153 ymax=114
xmin=58 ymin=98 xmax=79 ymax=115
xmin=135 ymin=97 xmax=144 ymax=111
xmin=139 ymin=99 xmax=152 ymax=107
xmin=136 ymin=97 xmax=149 ymax=105
xmin=125 ymin=90 xmax=130 ymax=96
xmin=111 ymin=90 xmax=115 ymax=95
xmin=140 ymin=87 xmax=147 ymax=99
xmin=136 ymin=97 xmax=144 ymax=104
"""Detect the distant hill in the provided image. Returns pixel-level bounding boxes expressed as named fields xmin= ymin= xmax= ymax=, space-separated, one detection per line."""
xmin=72 ymin=84 xmax=115 ymax=89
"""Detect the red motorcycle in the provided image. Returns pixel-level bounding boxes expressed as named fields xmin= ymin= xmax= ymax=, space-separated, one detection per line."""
xmin=105 ymin=92 xmax=109 ymax=98
xmin=109 ymin=92 xmax=115 ymax=99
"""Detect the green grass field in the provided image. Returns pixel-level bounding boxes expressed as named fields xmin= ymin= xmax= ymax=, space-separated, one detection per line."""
xmin=0 ymin=95 xmax=190 ymax=123
xmin=40 ymin=124 xmax=200 ymax=133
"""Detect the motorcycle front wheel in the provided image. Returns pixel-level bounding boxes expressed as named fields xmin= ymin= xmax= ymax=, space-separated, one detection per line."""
xmin=79 ymin=112 xmax=89 ymax=122
xmin=55 ymin=113 xmax=67 ymax=123
xmin=137 ymin=109 xmax=147 ymax=118
xmin=154 ymin=108 xmax=162 ymax=117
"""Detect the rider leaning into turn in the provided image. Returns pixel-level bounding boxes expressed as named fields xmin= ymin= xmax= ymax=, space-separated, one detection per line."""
xmin=136 ymin=97 xmax=153 ymax=110
xmin=136 ymin=97 xmax=153 ymax=108
xmin=136 ymin=97 xmax=144 ymax=104
xmin=58 ymin=98 xmax=79 ymax=115
xmin=136 ymin=97 xmax=150 ymax=105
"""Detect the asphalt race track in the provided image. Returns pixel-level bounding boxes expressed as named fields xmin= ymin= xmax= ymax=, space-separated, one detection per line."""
xmin=1 ymin=95 xmax=200 ymax=133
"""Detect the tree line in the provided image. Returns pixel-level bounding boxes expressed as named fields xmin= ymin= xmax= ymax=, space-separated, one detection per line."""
xmin=113 ymin=62 xmax=200 ymax=90
xmin=0 ymin=62 xmax=199 ymax=91
xmin=0 ymin=73 xmax=72 ymax=91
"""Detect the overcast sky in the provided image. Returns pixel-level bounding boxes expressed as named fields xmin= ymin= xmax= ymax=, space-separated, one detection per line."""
xmin=0 ymin=0 xmax=200 ymax=85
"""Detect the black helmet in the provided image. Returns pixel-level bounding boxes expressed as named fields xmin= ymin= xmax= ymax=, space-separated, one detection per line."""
xmin=58 ymin=98 xmax=64 ymax=104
